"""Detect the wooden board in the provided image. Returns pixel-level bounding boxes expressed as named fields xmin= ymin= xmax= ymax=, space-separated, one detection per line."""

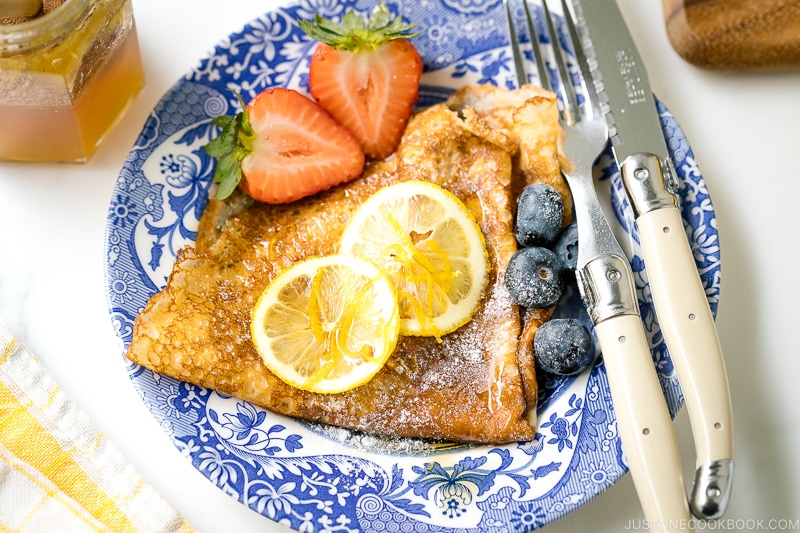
xmin=663 ymin=0 xmax=800 ymax=70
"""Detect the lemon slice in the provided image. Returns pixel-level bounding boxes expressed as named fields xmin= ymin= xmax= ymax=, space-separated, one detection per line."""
xmin=251 ymin=255 xmax=399 ymax=394
xmin=339 ymin=180 xmax=489 ymax=338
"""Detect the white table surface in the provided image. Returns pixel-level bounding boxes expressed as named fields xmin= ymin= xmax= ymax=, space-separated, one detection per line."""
xmin=2 ymin=1 xmax=799 ymax=531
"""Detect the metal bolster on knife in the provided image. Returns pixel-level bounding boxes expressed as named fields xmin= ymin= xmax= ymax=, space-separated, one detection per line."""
xmin=619 ymin=153 xmax=679 ymax=217
xmin=691 ymin=458 xmax=735 ymax=520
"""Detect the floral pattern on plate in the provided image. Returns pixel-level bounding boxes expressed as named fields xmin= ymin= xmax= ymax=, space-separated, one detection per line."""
xmin=104 ymin=1 xmax=720 ymax=531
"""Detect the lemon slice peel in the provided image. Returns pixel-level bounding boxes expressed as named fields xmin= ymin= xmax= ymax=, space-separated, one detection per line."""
xmin=339 ymin=180 xmax=489 ymax=340
xmin=251 ymin=254 xmax=400 ymax=394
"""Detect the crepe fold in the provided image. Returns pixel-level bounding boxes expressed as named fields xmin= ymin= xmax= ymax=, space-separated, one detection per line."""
xmin=126 ymin=85 xmax=564 ymax=444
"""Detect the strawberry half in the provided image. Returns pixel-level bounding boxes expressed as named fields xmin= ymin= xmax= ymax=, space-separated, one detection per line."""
xmin=300 ymin=3 xmax=423 ymax=160
xmin=204 ymin=88 xmax=365 ymax=204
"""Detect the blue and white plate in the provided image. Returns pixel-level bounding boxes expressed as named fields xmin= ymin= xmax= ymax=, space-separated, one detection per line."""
xmin=104 ymin=1 xmax=720 ymax=531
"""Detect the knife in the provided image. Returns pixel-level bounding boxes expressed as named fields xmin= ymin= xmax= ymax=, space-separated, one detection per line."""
xmin=573 ymin=0 xmax=734 ymax=519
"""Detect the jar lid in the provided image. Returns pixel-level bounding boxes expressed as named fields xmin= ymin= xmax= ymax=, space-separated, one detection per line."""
xmin=0 ymin=0 xmax=87 ymax=56
xmin=0 ymin=0 xmax=43 ymax=21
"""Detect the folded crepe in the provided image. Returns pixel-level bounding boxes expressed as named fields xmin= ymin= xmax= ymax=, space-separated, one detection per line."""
xmin=126 ymin=85 xmax=564 ymax=444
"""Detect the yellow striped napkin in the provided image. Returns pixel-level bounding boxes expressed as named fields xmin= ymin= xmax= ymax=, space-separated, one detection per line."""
xmin=0 ymin=318 xmax=195 ymax=533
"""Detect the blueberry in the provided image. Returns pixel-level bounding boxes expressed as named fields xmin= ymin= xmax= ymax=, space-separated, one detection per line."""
xmin=515 ymin=184 xmax=564 ymax=247
xmin=504 ymin=247 xmax=565 ymax=308
xmin=534 ymin=318 xmax=596 ymax=375
xmin=554 ymin=221 xmax=579 ymax=273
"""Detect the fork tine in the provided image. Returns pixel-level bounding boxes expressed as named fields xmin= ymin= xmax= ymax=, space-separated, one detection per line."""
xmin=504 ymin=0 xmax=528 ymax=88
xmin=560 ymin=0 xmax=602 ymax=120
xmin=522 ymin=1 xmax=549 ymax=89
xmin=539 ymin=0 xmax=579 ymax=123
xmin=506 ymin=0 xmax=608 ymax=155
xmin=505 ymin=0 xmax=552 ymax=91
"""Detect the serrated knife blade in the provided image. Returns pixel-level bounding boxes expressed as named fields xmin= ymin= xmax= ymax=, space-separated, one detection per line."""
xmin=573 ymin=0 xmax=734 ymax=520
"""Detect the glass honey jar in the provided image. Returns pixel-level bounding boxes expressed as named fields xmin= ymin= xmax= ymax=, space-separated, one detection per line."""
xmin=0 ymin=0 xmax=145 ymax=162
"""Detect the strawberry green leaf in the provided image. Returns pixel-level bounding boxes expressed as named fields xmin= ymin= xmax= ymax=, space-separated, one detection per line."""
xmin=299 ymin=2 xmax=421 ymax=52
xmin=203 ymin=119 xmax=236 ymax=157
xmin=203 ymin=92 xmax=254 ymax=200
xmin=213 ymin=153 xmax=242 ymax=200
xmin=211 ymin=114 xmax=234 ymax=128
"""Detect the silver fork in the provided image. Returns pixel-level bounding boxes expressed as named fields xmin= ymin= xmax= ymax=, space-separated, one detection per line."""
xmin=505 ymin=1 xmax=694 ymax=530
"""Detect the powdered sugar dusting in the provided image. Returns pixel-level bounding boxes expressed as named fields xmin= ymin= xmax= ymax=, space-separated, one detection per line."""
xmin=305 ymin=423 xmax=443 ymax=456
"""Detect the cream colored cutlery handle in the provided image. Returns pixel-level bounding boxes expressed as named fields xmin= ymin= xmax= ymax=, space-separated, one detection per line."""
xmin=596 ymin=314 xmax=693 ymax=532
xmin=638 ymin=206 xmax=734 ymax=518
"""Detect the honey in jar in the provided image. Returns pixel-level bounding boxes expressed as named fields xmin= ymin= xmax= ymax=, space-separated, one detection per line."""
xmin=0 ymin=0 xmax=145 ymax=162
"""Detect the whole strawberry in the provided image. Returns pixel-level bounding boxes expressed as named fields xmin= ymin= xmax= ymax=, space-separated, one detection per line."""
xmin=300 ymin=3 xmax=423 ymax=160
xmin=204 ymin=88 xmax=365 ymax=204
